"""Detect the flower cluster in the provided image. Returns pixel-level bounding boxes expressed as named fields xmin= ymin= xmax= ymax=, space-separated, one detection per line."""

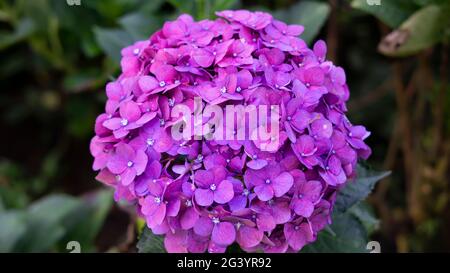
xmin=90 ymin=10 xmax=371 ymax=253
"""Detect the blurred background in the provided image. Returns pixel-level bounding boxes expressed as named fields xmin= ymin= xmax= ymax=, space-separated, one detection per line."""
xmin=0 ymin=0 xmax=449 ymax=252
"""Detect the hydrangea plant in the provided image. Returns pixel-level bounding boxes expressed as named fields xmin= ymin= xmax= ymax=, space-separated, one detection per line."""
xmin=90 ymin=10 xmax=384 ymax=253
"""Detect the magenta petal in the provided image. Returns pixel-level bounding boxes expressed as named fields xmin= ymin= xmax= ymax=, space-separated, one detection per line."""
xmin=271 ymin=202 xmax=291 ymax=224
xmin=246 ymin=159 xmax=268 ymax=170
xmin=166 ymin=199 xmax=181 ymax=217
xmin=293 ymin=199 xmax=314 ymax=217
xmin=284 ymin=223 xmax=313 ymax=251
xmin=103 ymin=118 xmax=122 ymax=130
xmin=213 ymin=180 xmax=234 ymax=204
xmin=212 ymin=222 xmax=236 ymax=246
xmin=228 ymin=195 xmax=247 ymax=212
xmin=194 ymin=170 xmax=214 ymax=188
xmin=272 ymin=172 xmax=293 ymax=197
xmin=133 ymin=150 xmax=148 ymax=175
xmin=256 ymin=213 xmax=276 ymax=232
xmin=106 ymin=155 xmax=127 ymax=174
xmin=180 ymin=207 xmax=199 ymax=230
xmin=139 ymin=76 xmax=158 ymax=92
xmin=164 ymin=230 xmax=188 ymax=253
xmin=254 ymin=184 xmax=274 ymax=201
xmin=193 ymin=49 xmax=214 ymax=67
xmin=147 ymin=203 xmax=166 ymax=227
xmin=193 ymin=217 xmax=214 ymax=236
xmin=120 ymin=167 xmax=136 ymax=186
xmin=194 ymin=188 xmax=214 ymax=206
xmin=120 ymin=101 xmax=141 ymax=122
xmin=236 ymin=226 xmax=263 ymax=248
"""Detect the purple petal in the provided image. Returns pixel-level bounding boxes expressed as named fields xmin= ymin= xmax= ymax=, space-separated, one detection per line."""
xmin=120 ymin=101 xmax=141 ymax=122
xmin=212 ymin=222 xmax=236 ymax=246
xmin=292 ymin=199 xmax=314 ymax=217
xmin=254 ymin=184 xmax=274 ymax=201
xmin=193 ymin=217 xmax=213 ymax=236
xmin=180 ymin=207 xmax=199 ymax=230
xmin=272 ymin=172 xmax=293 ymax=197
xmin=236 ymin=226 xmax=263 ymax=248
xmin=194 ymin=188 xmax=214 ymax=206
xmin=133 ymin=149 xmax=148 ymax=175
xmin=213 ymin=180 xmax=234 ymax=204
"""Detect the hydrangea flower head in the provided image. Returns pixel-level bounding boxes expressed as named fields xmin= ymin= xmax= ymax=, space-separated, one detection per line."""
xmin=91 ymin=10 xmax=371 ymax=253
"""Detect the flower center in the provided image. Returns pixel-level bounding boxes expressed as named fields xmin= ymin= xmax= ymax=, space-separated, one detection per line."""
xmin=298 ymin=194 xmax=304 ymax=199
xmin=210 ymin=184 xmax=217 ymax=191
xmin=196 ymin=154 xmax=203 ymax=162
xmin=133 ymin=48 xmax=140 ymax=56
xmin=294 ymin=225 xmax=300 ymax=231
xmin=127 ymin=161 xmax=134 ymax=167
xmin=185 ymin=200 xmax=192 ymax=207
xmin=212 ymin=217 xmax=220 ymax=224
xmin=121 ymin=119 xmax=128 ymax=126
xmin=265 ymin=179 xmax=271 ymax=184
xmin=242 ymin=189 xmax=250 ymax=196
xmin=220 ymin=86 xmax=227 ymax=93
xmin=287 ymin=116 xmax=292 ymax=121
xmin=146 ymin=138 xmax=155 ymax=146
xmin=236 ymin=86 xmax=242 ymax=92
xmin=154 ymin=197 xmax=161 ymax=204
xmin=159 ymin=81 xmax=166 ymax=87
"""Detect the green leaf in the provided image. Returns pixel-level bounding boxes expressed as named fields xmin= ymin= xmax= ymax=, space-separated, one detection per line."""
xmin=119 ymin=12 xmax=160 ymax=40
xmin=334 ymin=165 xmax=390 ymax=213
xmin=61 ymin=190 xmax=113 ymax=252
xmin=349 ymin=202 xmax=380 ymax=235
xmin=168 ymin=0 xmax=195 ymax=14
xmin=0 ymin=211 xmax=27 ymax=252
xmin=15 ymin=195 xmax=81 ymax=252
xmin=302 ymin=212 xmax=369 ymax=253
xmin=0 ymin=18 xmax=36 ymax=50
xmin=94 ymin=27 xmax=134 ymax=63
xmin=137 ymin=227 xmax=166 ymax=253
xmin=378 ymin=5 xmax=450 ymax=57
xmin=275 ymin=1 xmax=331 ymax=45
xmin=351 ymin=0 xmax=418 ymax=28
xmin=211 ymin=0 xmax=240 ymax=12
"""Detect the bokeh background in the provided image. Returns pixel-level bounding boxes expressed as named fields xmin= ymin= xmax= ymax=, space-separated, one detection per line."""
xmin=0 ymin=0 xmax=449 ymax=252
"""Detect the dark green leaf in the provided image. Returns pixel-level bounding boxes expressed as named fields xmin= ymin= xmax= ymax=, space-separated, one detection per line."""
xmin=119 ymin=12 xmax=160 ymax=40
xmin=0 ymin=18 xmax=36 ymax=50
xmin=15 ymin=195 xmax=81 ymax=252
xmin=0 ymin=211 xmax=27 ymax=252
xmin=378 ymin=5 xmax=450 ymax=57
xmin=349 ymin=202 xmax=380 ymax=235
xmin=302 ymin=212 xmax=369 ymax=253
xmin=94 ymin=27 xmax=134 ymax=63
xmin=137 ymin=227 xmax=165 ymax=253
xmin=334 ymin=165 xmax=390 ymax=213
xmin=275 ymin=1 xmax=331 ymax=45
xmin=351 ymin=0 xmax=419 ymax=28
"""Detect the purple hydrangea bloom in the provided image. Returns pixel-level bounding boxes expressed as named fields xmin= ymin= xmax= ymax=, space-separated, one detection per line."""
xmin=90 ymin=10 xmax=372 ymax=253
